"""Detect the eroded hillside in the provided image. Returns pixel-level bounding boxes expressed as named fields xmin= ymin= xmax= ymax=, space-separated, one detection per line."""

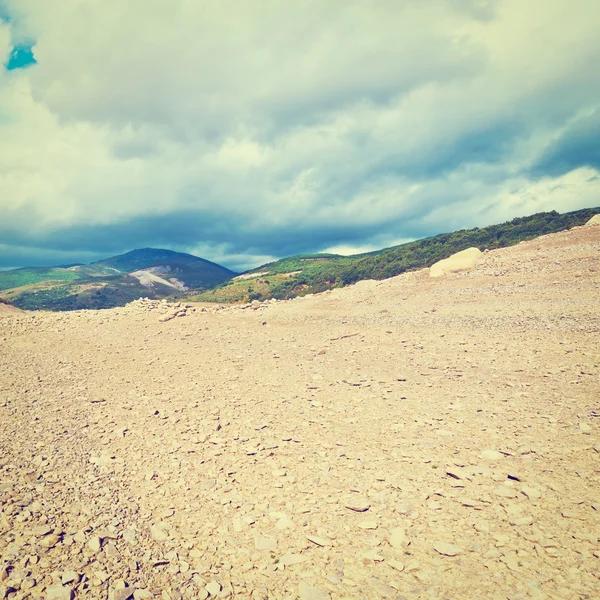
xmin=0 ymin=225 xmax=598 ymax=599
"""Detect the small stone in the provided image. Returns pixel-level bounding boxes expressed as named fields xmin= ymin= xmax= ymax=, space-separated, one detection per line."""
xmin=133 ymin=591 xmax=153 ymax=600
xmin=205 ymin=581 xmax=221 ymax=596
xmin=150 ymin=524 xmax=169 ymax=542
xmin=88 ymin=536 xmax=102 ymax=552
xmin=21 ymin=577 xmax=36 ymax=590
xmin=254 ymin=532 xmax=277 ymax=551
xmin=479 ymin=450 xmax=504 ymax=460
xmin=113 ymin=588 xmax=134 ymax=600
xmin=298 ymin=580 xmax=331 ymax=600
xmin=33 ymin=525 xmax=53 ymax=537
xmin=389 ymin=527 xmax=409 ymax=549
xmin=433 ymin=541 xmax=462 ymax=556
xmin=306 ymin=535 xmax=330 ymax=547
xmin=344 ymin=499 xmax=370 ymax=512
xmin=279 ymin=554 xmax=308 ymax=566
xmin=387 ymin=559 xmax=405 ymax=572
xmin=61 ymin=571 xmax=80 ymax=585
xmin=275 ymin=516 xmax=294 ymax=530
xmin=579 ymin=422 xmax=592 ymax=433
xmin=358 ymin=520 xmax=378 ymax=530
xmin=446 ymin=467 xmax=467 ymax=480
xmin=39 ymin=534 xmax=60 ymax=548
xmin=362 ymin=549 xmax=384 ymax=562
xmin=510 ymin=516 xmax=534 ymax=526
xmin=46 ymin=585 xmax=73 ymax=600
xmin=494 ymin=486 xmax=518 ymax=498
xmin=521 ymin=486 xmax=542 ymax=501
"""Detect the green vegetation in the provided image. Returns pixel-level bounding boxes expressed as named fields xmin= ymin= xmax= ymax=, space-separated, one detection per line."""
xmin=191 ymin=207 xmax=600 ymax=303
xmin=0 ymin=268 xmax=82 ymax=291
xmin=1 ymin=248 xmax=234 ymax=311
xmin=3 ymin=207 xmax=599 ymax=310
xmin=11 ymin=280 xmax=164 ymax=311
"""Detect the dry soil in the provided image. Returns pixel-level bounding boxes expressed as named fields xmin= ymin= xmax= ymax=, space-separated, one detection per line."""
xmin=1 ymin=225 xmax=599 ymax=600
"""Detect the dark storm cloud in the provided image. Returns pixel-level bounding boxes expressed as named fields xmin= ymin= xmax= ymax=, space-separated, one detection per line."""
xmin=529 ymin=111 xmax=600 ymax=177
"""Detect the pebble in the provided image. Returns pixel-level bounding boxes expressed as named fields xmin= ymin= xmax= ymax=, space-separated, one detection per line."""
xmin=33 ymin=525 xmax=54 ymax=536
xmin=46 ymin=584 xmax=73 ymax=600
xmin=150 ymin=524 xmax=169 ymax=542
xmin=279 ymin=554 xmax=309 ymax=566
xmin=298 ymin=581 xmax=331 ymax=600
xmin=479 ymin=450 xmax=504 ymax=460
xmin=205 ymin=581 xmax=222 ymax=596
xmin=88 ymin=536 xmax=102 ymax=552
xmin=39 ymin=534 xmax=60 ymax=548
xmin=389 ymin=527 xmax=409 ymax=549
xmin=254 ymin=532 xmax=277 ymax=551
xmin=113 ymin=587 xmax=134 ymax=600
xmin=344 ymin=499 xmax=370 ymax=512
xmin=306 ymin=535 xmax=330 ymax=547
xmin=434 ymin=541 xmax=462 ymax=556
xmin=494 ymin=486 xmax=518 ymax=498
xmin=386 ymin=559 xmax=405 ymax=572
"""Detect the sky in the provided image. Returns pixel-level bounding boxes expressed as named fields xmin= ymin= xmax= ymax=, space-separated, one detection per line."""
xmin=1 ymin=0 xmax=599 ymax=272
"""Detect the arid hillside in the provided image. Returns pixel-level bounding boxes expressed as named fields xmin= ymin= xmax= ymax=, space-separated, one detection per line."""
xmin=1 ymin=225 xmax=598 ymax=600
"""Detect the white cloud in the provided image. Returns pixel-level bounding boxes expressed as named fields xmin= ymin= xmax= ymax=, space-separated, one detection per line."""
xmin=0 ymin=0 xmax=599 ymax=268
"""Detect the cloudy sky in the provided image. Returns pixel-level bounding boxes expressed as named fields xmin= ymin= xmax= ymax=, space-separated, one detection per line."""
xmin=1 ymin=0 xmax=599 ymax=271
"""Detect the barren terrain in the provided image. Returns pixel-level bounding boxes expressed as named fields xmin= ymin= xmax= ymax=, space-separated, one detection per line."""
xmin=1 ymin=225 xmax=599 ymax=600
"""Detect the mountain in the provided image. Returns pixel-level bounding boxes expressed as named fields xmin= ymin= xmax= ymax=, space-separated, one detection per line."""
xmin=0 ymin=248 xmax=236 ymax=311
xmin=76 ymin=248 xmax=236 ymax=288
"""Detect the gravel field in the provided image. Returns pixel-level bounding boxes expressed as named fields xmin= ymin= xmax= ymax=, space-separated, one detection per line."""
xmin=1 ymin=225 xmax=599 ymax=600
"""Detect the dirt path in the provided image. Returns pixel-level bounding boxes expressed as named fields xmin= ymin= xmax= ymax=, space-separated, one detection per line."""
xmin=1 ymin=226 xmax=599 ymax=600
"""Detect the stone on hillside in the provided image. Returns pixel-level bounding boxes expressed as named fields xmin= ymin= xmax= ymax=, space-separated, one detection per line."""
xmin=585 ymin=214 xmax=600 ymax=226
xmin=430 ymin=248 xmax=483 ymax=277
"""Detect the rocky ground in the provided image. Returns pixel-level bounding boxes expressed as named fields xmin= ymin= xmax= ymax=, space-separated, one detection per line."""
xmin=1 ymin=225 xmax=599 ymax=600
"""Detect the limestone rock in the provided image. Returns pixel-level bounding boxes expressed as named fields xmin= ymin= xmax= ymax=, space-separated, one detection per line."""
xmin=585 ymin=214 xmax=600 ymax=226
xmin=430 ymin=248 xmax=483 ymax=277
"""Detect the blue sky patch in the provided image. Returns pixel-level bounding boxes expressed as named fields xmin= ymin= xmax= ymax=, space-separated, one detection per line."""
xmin=5 ymin=43 xmax=37 ymax=70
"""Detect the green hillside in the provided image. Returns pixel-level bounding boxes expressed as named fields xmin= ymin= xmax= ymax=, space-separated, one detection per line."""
xmin=0 ymin=248 xmax=236 ymax=311
xmin=0 ymin=267 xmax=83 ymax=291
xmin=191 ymin=207 xmax=600 ymax=303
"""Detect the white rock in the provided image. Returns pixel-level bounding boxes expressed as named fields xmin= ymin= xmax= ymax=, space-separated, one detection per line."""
xmin=430 ymin=248 xmax=483 ymax=277
xmin=585 ymin=214 xmax=600 ymax=226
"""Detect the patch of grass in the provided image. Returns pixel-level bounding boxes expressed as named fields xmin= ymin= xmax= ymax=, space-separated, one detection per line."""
xmin=0 ymin=268 xmax=83 ymax=291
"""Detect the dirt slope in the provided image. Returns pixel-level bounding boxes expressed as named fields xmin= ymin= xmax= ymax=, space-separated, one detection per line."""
xmin=1 ymin=225 xmax=599 ymax=600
